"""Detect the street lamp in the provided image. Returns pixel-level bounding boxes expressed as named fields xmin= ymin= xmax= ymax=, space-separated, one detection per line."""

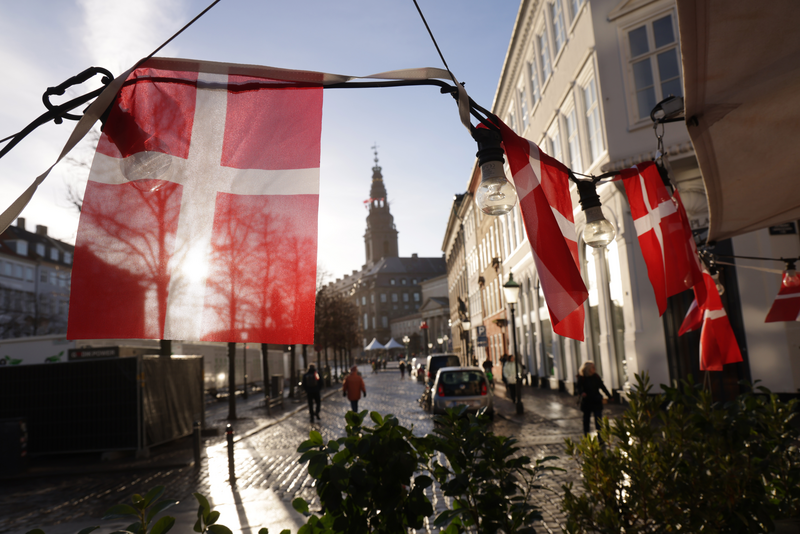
xmin=437 ymin=336 xmax=443 ymax=350
xmin=402 ymin=335 xmax=410 ymax=358
xmin=420 ymin=321 xmax=430 ymax=356
xmin=443 ymin=334 xmax=449 ymax=352
xmin=462 ymin=317 xmax=471 ymax=365
xmin=503 ymin=272 xmax=523 ymax=414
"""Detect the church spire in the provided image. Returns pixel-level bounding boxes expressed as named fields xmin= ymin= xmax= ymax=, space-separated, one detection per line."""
xmin=364 ymin=144 xmax=398 ymax=264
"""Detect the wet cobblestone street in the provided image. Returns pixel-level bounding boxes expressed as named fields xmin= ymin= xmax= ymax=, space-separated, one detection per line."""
xmin=1 ymin=364 xmax=615 ymax=533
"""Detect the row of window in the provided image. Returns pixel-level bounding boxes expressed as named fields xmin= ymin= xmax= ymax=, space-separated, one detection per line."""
xmin=6 ymin=240 xmax=72 ymax=264
xmin=0 ymin=290 xmax=69 ymax=316
xmin=505 ymin=8 xmax=682 ymax=173
xmin=360 ymin=292 xmax=421 ymax=305
xmin=388 ymin=277 xmax=421 ymax=286
xmin=0 ymin=261 xmax=70 ymax=287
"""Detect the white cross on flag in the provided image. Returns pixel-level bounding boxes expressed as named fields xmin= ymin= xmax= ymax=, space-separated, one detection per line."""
xmin=765 ymin=274 xmax=800 ymax=322
xmin=67 ymin=59 xmax=322 ymax=344
xmin=620 ymin=162 xmax=700 ymax=315
xmin=696 ymin=270 xmax=742 ymax=370
xmin=497 ymin=121 xmax=587 ymax=341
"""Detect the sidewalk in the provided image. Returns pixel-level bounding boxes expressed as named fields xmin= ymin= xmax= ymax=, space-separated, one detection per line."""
xmin=492 ymin=378 xmax=627 ymax=442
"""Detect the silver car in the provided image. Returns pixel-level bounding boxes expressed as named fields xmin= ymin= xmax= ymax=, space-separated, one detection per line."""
xmin=431 ymin=366 xmax=494 ymax=419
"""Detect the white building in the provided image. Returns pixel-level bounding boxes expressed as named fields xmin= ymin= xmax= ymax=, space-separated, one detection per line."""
xmin=0 ymin=218 xmax=73 ymax=340
xmin=444 ymin=0 xmax=800 ymax=398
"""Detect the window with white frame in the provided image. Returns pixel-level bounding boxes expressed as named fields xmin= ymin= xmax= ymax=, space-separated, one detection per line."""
xmin=551 ymin=0 xmax=566 ymax=55
xmin=528 ymin=61 xmax=541 ymax=107
xmin=538 ymin=30 xmax=552 ymax=83
xmin=36 ymin=243 xmax=45 ymax=256
xmin=506 ymin=104 xmax=517 ymax=132
xmin=626 ymin=11 xmax=682 ymax=121
xmin=50 ymin=248 xmax=58 ymax=261
xmin=565 ymin=106 xmax=583 ymax=172
xmin=582 ymin=75 xmax=605 ymax=162
xmin=570 ymin=0 xmax=585 ymax=22
xmin=518 ymin=85 xmax=529 ymax=130
xmin=546 ymin=119 xmax=564 ymax=163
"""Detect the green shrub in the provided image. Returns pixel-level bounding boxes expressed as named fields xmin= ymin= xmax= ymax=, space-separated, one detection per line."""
xmin=427 ymin=406 xmax=561 ymax=534
xmin=293 ymin=407 xmax=559 ymax=534
xmin=562 ymin=374 xmax=800 ymax=533
xmin=293 ymin=410 xmax=434 ymax=534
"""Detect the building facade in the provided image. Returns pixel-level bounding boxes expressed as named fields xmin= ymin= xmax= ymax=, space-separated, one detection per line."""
xmin=444 ymin=0 xmax=800 ymax=398
xmin=0 ymin=218 xmax=74 ymax=340
xmin=324 ymin=152 xmax=446 ymax=357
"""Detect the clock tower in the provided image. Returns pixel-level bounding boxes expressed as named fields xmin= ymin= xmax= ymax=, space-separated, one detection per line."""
xmin=364 ymin=148 xmax=399 ymax=264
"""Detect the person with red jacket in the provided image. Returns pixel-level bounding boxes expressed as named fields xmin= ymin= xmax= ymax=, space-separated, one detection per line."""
xmin=342 ymin=365 xmax=366 ymax=412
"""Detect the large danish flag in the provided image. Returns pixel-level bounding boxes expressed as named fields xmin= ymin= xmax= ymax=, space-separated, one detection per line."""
xmin=765 ymin=275 xmax=800 ymax=322
xmin=620 ymin=163 xmax=700 ymax=315
xmin=67 ymin=59 xmax=322 ymax=344
xmin=497 ymin=121 xmax=587 ymax=341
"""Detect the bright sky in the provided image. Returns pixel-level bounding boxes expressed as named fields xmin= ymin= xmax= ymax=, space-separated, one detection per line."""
xmin=0 ymin=0 xmax=519 ymax=282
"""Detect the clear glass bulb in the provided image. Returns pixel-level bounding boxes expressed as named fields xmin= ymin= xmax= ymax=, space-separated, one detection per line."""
xmin=583 ymin=206 xmax=615 ymax=248
xmin=782 ymin=269 xmax=800 ymax=288
xmin=475 ymin=161 xmax=517 ymax=215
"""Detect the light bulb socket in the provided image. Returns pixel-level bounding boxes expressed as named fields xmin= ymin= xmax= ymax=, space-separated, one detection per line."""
xmin=576 ymin=179 xmax=602 ymax=211
xmin=473 ymin=127 xmax=505 ymax=168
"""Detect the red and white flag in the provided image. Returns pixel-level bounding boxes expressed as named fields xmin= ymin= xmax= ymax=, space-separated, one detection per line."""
xmin=620 ymin=163 xmax=700 ymax=315
xmin=497 ymin=121 xmax=587 ymax=341
xmin=678 ymin=297 xmax=703 ymax=335
xmin=765 ymin=274 xmax=800 ymax=322
xmin=67 ymin=59 xmax=322 ymax=344
xmin=688 ymin=270 xmax=743 ymax=371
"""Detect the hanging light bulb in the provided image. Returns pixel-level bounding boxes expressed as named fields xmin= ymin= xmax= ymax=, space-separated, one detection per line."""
xmin=576 ymin=178 xmax=615 ymax=248
xmin=781 ymin=260 xmax=800 ymax=288
xmin=473 ymin=127 xmax=517 ymax=216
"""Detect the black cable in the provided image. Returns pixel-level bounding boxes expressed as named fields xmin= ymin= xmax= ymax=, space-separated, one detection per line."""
xmin=713 ymin=254 xmax=798 ymax=264
xmin=411 ymin=0 xmax=460 ymax=92
xmin=143 ymin=0 xmax=223 ymax=61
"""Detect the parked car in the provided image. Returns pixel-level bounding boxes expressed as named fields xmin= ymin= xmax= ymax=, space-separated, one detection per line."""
xmin=431 ymin=366 xmax=494 ymax=419
xmin=425 ymin=354 xmax=461 ymax=387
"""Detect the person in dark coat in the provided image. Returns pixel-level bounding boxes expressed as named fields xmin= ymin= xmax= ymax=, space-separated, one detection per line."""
xmin=301 ymin=364 xmax=322 ymax=422
xmin=577 ymin=361 xmax=612 ymax=437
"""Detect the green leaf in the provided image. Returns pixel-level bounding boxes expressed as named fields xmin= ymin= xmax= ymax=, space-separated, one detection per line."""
xmin=279 ymin=530 xmax=291 ymax=534
xmin=149 ymin=516 xmax=175 ymax=534
xmin=309 ymin=430 xmax=324 ymax=446
xmin=292 ymin=497 xmax=310 ymax=514
xmin=207 ymin=525 xmax=233 ymax=534
xmin=146 ymin=500 xmax=178 ymax=522
xmin=25 ymin=530 xmax=47 ymax=534
xmin=370 ymin=412 xmax=383 ymax=425
xmin=76 ymin=528 xmax=100 ymax=534
xmin=103 ymin=504 xmax=139 ymax=519
xmin=258 ymin=529 xmax=269 ymax=534
xmin=193 ymin=515 xmax=203 ymax=533
xmin=122 ymin=523 xmax=141 ymax=534
xmin=132 ymin=494 xmax=145 ymax=509
xmin=193 ymin=493 xmax=211 ymax=518
xmin=206 ymin=511 xmax=220 ymax=525
xmin=143 ymin=486 xmax=166 ymax=508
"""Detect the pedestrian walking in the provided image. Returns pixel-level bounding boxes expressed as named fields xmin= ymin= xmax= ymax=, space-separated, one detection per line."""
xmin=577 ymin=361 xmax=612 ymax=439
xmin=301 ymin=364 xmax=322 ymax=422
xmin=502 ymin=354 xmax=517 ymax=401
xmin=399 ymin=360 xmax=406 ymax=378
xmin=482 ymin=357 xmax=494 ymax=388
xmin=343 ymin=365 xmax=367 ymax=412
